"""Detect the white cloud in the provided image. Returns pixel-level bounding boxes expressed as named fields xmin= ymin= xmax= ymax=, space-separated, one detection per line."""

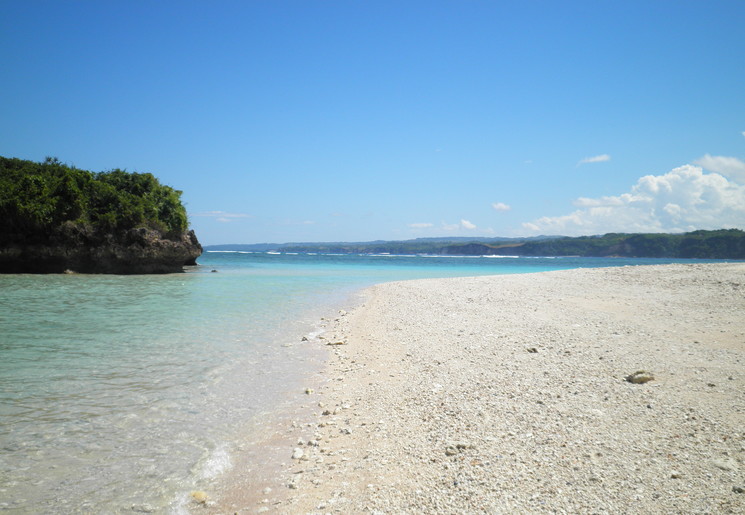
xmin=578 ymin=154 xmax=611 ymax=165
xmin=409 ymin=222 xmax=434 ymax=229
xmin=693 ymin=154 xmax=745 ymax=183
xmin=523 ymin=164 xmax=745 ymax=235
xmin=491 ymin=202 xmax=511 ymax=212
xmin=193 ymin=211 xmax=252 ymax=223
xmin=440 ymin=219 xmax=478 ymax=231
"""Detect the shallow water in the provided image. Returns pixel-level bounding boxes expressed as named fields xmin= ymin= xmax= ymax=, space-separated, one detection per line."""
xmin=0 ymin=252 xmax=729 ymax=512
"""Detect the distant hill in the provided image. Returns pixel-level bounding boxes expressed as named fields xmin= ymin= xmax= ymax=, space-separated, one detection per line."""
xmin=205 ymin=230 xmax=745 ymax=259
xmin=205 ymin=235 xmax=555 ymax=254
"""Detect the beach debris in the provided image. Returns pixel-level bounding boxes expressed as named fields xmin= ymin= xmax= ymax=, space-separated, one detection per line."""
xmin=625 ymin=370 xmax=654 ymax=384
xmin=190 ymin=491 xmax=208 ymax=504
xmin=326 ymin=341 xmax=346 ymax=346
xmin=291 ymin=448 xmax=304 ymax=460
xmin=210 ymin=269 xmax=218 ymax=273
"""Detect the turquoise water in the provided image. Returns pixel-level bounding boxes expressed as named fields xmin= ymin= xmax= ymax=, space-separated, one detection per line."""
xmin=0 ymin=252 xmax=731 ymax=512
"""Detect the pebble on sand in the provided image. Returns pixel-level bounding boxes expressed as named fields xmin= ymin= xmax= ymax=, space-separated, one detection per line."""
xmin=625 ymin=370 xmax=654 ymax=384
xmin=190 ymin=491 xmax=208 ymax=504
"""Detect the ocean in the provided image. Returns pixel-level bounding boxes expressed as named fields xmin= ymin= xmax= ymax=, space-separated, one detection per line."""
xmin=0 ymin=252 xmax=729 ymax=513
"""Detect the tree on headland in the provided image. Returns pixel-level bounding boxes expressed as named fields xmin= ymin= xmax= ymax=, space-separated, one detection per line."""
xmin=0 ymin=156 xmax=201 ymax=273
xmin=0 ymin=156 xmax=189 ymax=244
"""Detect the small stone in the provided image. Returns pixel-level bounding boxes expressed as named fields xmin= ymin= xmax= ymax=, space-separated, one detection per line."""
xmin=326 ymin=341 xmax=346 ymax=346
xmin=670 ymin=471 xmax=682 ymax=479
xmin=305 ymin=388 xmax=314 ymax=394
xmin=733 ymin=486 xmax=744 ymax=494
xmin=625 ymin=371 xmax=654 ymax=384
xmin=262 ymin=487 xmax=272 ymax=495
xmin=301 ymin=336 xmax=309 ymax=341
xmin=527 ymin=347 xmax=538 ymax=353
xmin=445 ymin=446 xmax=458 ymax=456
xmin=291 ymin=448 xmax=304 ymax=460
xmin=190 ymin=491 xmax=208 ymax=504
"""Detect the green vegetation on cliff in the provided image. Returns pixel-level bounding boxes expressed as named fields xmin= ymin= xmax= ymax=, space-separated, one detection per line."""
xmin=0 ymin=156 xmax=201 ymax=273
xmin=1 ymin=156 xmax=188 ymax=244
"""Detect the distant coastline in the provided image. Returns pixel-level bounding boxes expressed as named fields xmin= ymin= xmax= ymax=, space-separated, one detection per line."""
xmin=205 ymin=229 xmax=745 ymax=259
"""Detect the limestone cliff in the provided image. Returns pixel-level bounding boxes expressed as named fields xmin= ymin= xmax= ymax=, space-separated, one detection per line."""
xmin=0 ymin=228 xmax=202 ymax=274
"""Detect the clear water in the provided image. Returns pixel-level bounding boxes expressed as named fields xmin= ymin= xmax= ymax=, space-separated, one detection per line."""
xmin=0 ymin=252 xmax=732 ymax=513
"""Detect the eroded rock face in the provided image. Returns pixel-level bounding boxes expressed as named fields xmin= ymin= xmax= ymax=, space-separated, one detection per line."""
xmin=0 ymin=229 xmax=202 ymax=274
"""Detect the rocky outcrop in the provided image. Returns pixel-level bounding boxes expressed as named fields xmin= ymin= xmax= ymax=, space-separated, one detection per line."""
xmin=0 ymin=228 xmax=202 ymax=274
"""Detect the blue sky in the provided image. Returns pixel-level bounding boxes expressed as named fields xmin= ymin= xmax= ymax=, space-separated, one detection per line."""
xmin=2 ymin=1 xmax=744 ymax=245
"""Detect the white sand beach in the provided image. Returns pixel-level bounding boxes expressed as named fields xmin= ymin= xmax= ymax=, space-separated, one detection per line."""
xmin=214 ymin=263 xmax=745 ymax=514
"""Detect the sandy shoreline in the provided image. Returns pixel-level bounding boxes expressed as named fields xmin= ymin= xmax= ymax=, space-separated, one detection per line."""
xmin=212 ymin=263 xmax=744 ymax=513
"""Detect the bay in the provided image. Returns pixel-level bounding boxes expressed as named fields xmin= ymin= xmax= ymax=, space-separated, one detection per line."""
xmin=0 ymin=252 xmax=729 ymax=512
